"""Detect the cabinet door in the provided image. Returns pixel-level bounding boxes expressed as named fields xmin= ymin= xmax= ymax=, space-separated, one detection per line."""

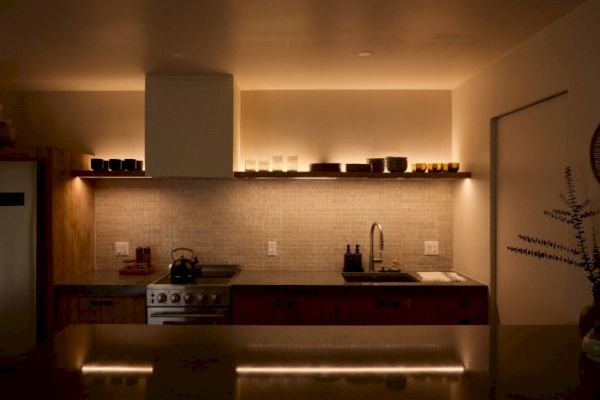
xmin=145 ymin=74 xmax=236 ymax=178
xmin=232 ymin=286 xmax=337 ymax=325
xmin=337 ymin=288 xmax=439 ymax=325
xmin=437 ymin=286 xmax=488 ymax=325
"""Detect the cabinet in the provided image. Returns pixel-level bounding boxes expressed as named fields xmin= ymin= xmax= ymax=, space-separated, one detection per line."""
xmin=232 ymin=286 xmax=337 ymax=325
xmin=337 ymin=287 xmax=439 ymax=325
xmin=232 ymin=285 xmax=488 ymax=326
xmin=145 ymin=74 xmax=239 ymax=178
xmin=55 ymin=294 xmax=146 ymax=330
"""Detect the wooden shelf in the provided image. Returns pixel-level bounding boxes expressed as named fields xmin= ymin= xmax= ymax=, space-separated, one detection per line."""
xmin=234 ymin=171 xmax=471 ymax=179
xmin=72 ymin=170 xmax=148 ymax=178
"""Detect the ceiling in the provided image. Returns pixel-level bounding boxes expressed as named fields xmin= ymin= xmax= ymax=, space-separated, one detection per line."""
xmin=0 ymin=0 xmax=585 ymax=91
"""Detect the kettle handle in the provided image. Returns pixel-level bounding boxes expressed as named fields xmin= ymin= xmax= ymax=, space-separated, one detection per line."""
xmin=171 ymin=247 xmax=195 ymax=261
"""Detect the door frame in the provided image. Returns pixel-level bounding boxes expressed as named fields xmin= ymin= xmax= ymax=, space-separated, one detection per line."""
xmin=489 ymin=89 xmax=568 ymax=325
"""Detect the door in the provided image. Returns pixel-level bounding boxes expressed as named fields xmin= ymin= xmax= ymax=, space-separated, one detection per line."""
xmin=496 ymin=93 xmax=590 ymax=324
xmin=0 ymin=161 xmax=37 ymax=356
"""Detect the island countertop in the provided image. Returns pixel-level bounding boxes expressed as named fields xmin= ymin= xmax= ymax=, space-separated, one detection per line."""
xmin=8 ymin=325 xmax=599 ymax=399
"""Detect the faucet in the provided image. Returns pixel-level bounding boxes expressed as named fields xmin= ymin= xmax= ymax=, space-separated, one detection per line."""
xmin=369 ymin=222 xmax=384 ymax=271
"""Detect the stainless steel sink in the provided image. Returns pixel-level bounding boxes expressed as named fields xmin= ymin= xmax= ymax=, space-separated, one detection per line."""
xmin=341 ymin=272 xmax=420 ymax=283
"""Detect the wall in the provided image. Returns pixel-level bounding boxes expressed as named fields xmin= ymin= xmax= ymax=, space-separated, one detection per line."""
xmin=241 ymin=90 xmax=452 ymax=172
xmin=452 ymin=0 xmax=600 ymax=323
xmin=0 ymin=91 xmax=144 ymax=160
xmin=94 ymin=179 xmax=454 ymax=272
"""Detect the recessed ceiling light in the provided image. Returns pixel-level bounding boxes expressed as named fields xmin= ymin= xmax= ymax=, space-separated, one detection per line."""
xmin=355 ymin=50 xmax=374 ymax=57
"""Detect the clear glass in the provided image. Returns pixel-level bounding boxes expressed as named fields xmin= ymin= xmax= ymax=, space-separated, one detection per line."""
xmin=287 ymin=155 xmax=298 ymax=172
xmin=245 ymin=159 xmax=257 ymax=172
xmin=272 ymin=155 xmax=284 ymax=172
xmin=259 ymin=159 xmax=270 ymax=172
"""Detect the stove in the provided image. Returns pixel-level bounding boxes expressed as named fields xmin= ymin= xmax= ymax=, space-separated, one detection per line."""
xmin=146 ymin=265 xmax=239 ymax=325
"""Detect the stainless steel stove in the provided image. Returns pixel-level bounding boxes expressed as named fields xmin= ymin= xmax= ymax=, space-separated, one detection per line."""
xmin=146 ymin=265 xmax=239 ymax=325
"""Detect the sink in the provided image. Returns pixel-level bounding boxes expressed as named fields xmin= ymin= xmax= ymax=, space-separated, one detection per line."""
xmin=341 ymin=272 xmax=420 ymax=283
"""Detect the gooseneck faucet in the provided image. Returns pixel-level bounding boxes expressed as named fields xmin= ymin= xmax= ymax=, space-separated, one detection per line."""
xmin=369 ymin=222 xmax=384 ymax=271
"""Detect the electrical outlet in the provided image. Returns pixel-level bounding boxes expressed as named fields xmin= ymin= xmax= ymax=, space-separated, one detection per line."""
xmin=424 ymin=241 xmax=439 ymax=256
xmin=267 ymin=241 xmax=277 ymax=256
xmin=115 ymin=241 xmax=129 ymax=256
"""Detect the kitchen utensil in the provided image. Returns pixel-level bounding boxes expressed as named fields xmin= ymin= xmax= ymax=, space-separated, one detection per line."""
xmin=447 ymin=162 xmax=460 ymax=172
xmin=123 ymin=159 xmax=137 ymax=171
xmin=90 ymin=158 xmax=107 ymax=171
xmin=412 ymin=163 xmax=427 ymax=172
xmin=368 ymin=158 xmax=385 ymax=173
xmin=287 ymin=155 xmax=298 ymax=171
xmin=108 ymin=159 xmax=122 ymax=171
xmin=135 ymin=160 xmax=143 ymax=171
xmin=272 ymin=155 xmax=284 ymax=171
xmin=429 ymin=162 xmax=443 ymax=172
xmin=310 ymin=163 xmax=341 ymax=172
xmin=170 ymin=247 xmax=198 ymax=283
xmin=386 ymin=157 xmax=408 ymax=172
xmin=346 ymin=163 xmax=372 ymax=172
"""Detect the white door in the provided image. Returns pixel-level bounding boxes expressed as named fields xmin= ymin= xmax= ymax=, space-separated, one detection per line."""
xmin=497 ymin=94 xmax=590 ymax=324
xmin=0 ymin=161 xmax=37 ymax=356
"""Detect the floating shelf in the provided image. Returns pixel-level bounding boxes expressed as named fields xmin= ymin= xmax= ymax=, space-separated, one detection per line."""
xmin=72 ymin=170 xmax=148 ymax=178
xmin=234 ymin=171 xmax=471 ymax=179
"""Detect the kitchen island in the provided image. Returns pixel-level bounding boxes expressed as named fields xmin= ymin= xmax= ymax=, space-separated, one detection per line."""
xmin=6 ymin=324 xmax=599 ymax=399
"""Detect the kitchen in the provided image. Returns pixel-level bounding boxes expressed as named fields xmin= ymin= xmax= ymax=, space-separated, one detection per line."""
xmin=1 ymin=0 xmax=600 ymax=398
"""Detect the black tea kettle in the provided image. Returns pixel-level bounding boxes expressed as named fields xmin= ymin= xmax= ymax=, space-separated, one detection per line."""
xmin=170 ymin=247 xmax=198 ymax=283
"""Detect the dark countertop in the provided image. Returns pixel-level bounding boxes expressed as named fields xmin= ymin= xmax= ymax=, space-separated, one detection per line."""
xmin=55 ymin=269 xmax=486 ymax=292
xmin=7 ymin=325 xmax=599 ymax=399
xmin=54 ymin=269 xmax=168 ymax=295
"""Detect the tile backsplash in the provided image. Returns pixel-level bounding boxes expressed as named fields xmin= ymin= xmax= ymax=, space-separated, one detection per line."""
xmin=95 ymin=179 xmax=454 ymax=272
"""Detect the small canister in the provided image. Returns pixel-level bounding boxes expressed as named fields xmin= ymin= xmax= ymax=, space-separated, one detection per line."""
xmin=135 ymin=247 xmax=144 ymax=264
xmin=142 ymin=247 xmax=151 ymax=266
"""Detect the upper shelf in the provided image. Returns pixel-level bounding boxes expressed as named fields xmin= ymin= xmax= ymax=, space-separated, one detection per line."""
xmin=73 ymin=170 xmax=471 ymax=179
xmin=233 ymin=171 xmax=471 ymax=179
xmin=73 ymin=170 xmax=148 ymax=178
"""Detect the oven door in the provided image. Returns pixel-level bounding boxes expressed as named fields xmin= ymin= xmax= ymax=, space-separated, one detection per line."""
xmin=147 ymin=306 xmax=230 ymax=325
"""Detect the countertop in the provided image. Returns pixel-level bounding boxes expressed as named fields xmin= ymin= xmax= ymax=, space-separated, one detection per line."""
xmin=55 ymin=269 xmax=486 ymax=290
xmin=54 ymin=269 xmax=168 ymax=295
xmin=7 ymin=324 xmax=599 ymax=399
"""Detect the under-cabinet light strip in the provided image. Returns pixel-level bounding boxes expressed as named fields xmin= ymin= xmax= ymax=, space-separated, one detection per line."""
xmin=236 ymin=364 xmax=465 ymax=375
xmin=81 ymin=364 xmax=154 ymax=374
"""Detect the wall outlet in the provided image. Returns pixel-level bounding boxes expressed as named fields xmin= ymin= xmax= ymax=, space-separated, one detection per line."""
xmin=115 ymin=241 xmax=129 ymax=256
xmin=267 ymin=241 xmax=277 ymax=256
xmin=424 ymin=241 xmax=439 ymax=256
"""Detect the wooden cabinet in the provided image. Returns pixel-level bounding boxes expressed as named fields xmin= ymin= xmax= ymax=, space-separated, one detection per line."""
xmin=56 ymin=294 xmax=146 ymax=330
xmin=438 ymin=287 xmax=488 ymax=325
xmin=232 ymin=285 xmax=488 ymax=326
xmin=232 ymin=286 xmax=337 ymax=325
xmin=145 ymin=74 xmax=239 ymax=178
xmin=337 ymin=287 xmax=439 ymax=325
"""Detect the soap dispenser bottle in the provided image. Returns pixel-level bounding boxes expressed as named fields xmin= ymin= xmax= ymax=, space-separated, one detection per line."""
xmin=353 ymin=244 xmax=363 ymax=272
xmin=343 ymin=244 xmax=352 ymax=272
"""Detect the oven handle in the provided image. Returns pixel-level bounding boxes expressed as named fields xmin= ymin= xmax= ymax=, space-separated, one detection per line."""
xmin=149 ymin=312 xmax=225 ymax=319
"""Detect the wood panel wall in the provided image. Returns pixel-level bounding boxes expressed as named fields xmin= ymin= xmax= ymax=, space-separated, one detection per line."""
xmin=0 ymin=145 xmax=95 ymax=337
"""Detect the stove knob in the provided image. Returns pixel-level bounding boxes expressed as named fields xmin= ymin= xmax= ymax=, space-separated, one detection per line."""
xmin=184 ymin=294 xmax=194 ymax=304
xmin=211 ymin=294 xmax=221 ymax=304
xmin=170 ymin=293 xmax=181 ymax=303
xmin=157 ymin=293 xmax=167 ymax=303
xmin=198 ymin=294 xmax=208 ymax=304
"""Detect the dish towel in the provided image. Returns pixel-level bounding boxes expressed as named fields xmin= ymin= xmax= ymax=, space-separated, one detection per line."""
xmin=416 ymin=271 xmax=466 ymax=282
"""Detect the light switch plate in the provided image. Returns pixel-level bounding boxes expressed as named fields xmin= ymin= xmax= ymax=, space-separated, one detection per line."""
xmin=424 ymin=241 xmax=439 ymax=256
xmin=267 ymin=241 xmax=277 ymax=256
xmin=115 ymin=241 xmax=129 ymax=256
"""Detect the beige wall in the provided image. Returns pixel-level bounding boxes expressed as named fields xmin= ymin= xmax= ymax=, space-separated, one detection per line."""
xmin=95 ymin=179 xmax=454 ymax=272
xmin=452 ymin=0 xmax=600 ymax=323
xmin=0 ymin=91 xmax=144 ymax=160
xmin=241 ymin=90 xmax=452 ymax=171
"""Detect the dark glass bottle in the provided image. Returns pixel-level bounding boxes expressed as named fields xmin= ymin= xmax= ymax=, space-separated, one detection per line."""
xmin=353 ymin=244 xmax=363 ymax=272
xmin=343 ymin=244 xmax=352 ymax=272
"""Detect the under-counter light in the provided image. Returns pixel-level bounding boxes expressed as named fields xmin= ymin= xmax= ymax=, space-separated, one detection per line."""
xmin=81 ymin=364 xmax=154 ymax=374
xmin=236 ymin=364 xmax=464 ymax=376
